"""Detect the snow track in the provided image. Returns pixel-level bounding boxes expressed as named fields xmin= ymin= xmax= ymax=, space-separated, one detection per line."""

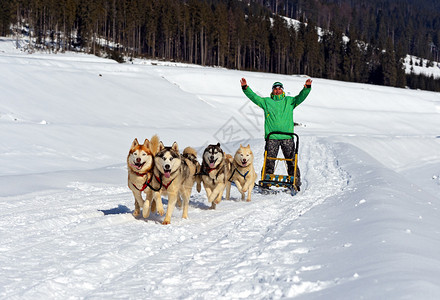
xmin=0 ymin=138 xmax=348 ymax=299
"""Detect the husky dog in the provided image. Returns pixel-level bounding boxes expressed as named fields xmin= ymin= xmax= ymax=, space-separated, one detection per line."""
xmin=127 ymin=135 xmax=160 ymax=217
xmin=180 ymin=147 xmax=202 ymax=205
xmin=199 ymin=143 xmax=229 ymax=209
xmin=147 ymin=142 xmax=200 ymax=224
xmin=226 ymin=144 xmax=258 ymax=202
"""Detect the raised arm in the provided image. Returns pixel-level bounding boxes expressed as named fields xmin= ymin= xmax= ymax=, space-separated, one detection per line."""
xmin=240 ymin=78 xmax=265 ymax=109
xmin=292 ymin=78 xmax=312 ymax=108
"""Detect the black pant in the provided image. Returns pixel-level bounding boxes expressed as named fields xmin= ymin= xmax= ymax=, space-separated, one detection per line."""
xmin=265 ymin=139 xmax=301 ymax=185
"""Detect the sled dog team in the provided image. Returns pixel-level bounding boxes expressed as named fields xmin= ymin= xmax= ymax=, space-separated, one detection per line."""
xmin=127 ymin=134 xmax=257 ymax=224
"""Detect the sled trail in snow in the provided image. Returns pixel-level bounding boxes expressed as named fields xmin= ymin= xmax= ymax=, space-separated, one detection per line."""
xmin=0 ymin=138 xmax=348 ymax=299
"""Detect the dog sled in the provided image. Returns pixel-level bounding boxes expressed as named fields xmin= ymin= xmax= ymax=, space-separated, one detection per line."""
xmin=258 ymin=131 xmax=300 ymax=196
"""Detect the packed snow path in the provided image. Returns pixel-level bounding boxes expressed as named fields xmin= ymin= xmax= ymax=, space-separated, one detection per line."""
xmin=0 ymin=138 xmax=348 ymax=299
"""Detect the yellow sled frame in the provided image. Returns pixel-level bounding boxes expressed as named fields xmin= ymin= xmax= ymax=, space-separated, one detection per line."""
xmin=259 ymin=131 xmax=299 ymax=194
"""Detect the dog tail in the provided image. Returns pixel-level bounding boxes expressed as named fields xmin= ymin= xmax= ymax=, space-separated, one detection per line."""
xmin=149 ymin=134 xmax=160 ymax=155
xmin=183 ymin=146 xmax=197 ymax=157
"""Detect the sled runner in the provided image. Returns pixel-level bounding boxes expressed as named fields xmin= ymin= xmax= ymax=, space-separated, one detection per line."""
xmin=258 ymin=131 xmax=300 ymax=196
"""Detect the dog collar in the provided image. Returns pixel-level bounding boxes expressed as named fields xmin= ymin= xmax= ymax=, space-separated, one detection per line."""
xmin=133 ymin=171 xmax=148 ymax=177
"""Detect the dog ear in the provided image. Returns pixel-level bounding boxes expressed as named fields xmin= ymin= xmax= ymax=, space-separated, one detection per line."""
xmin=131 ymin=138 xmax=139 ymax=148
xmin=172 ymin=141 xmax=179 ymax=153
xmin=246 ymin=144 xmax=250 ymax=148
xmin=216 ymin=142 xmax=221 ymax=147
xmin=143 ymin=138 xmax=150 ymax=148
xmin=159 ymin=141 xmax=165 ymax=151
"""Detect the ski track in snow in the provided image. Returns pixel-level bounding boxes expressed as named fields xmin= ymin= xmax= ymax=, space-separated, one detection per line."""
xmin=0 ymin=137 xmax=348 ymax=299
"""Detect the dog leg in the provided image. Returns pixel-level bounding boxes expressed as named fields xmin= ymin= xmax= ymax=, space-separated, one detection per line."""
xmin=151 ymin=200 xmax=157 ymax=213
xmin=131 ymin=190 xmax=144 ymax=217
xmin=242 ymin=180 xmax=250 ymax=192
xmin=205 ymin=186 xmax=213 ymax=203
xmin=212 ymin=183 xmax=225 ymax=204
xmin=210 ymin=202 xmax=217 ymax=209
xmin=154 ymin=191 xmax=165 ymax=216
xmin=226 ymin=181 xmax=231 ymax=200
xmin=242 ymin=180 xmax=253 ymax=201
xmin=134 ymin=200 xmax=140 ymax=217
xmin=163 ymin=193 xmax=178 ymax=225
xmin=176 ymin=193 xmax=182 ymax=208
xmin=246 ymin=181 xmax=255 ymax=202
xmin=142 ymin=190 xmax=156 ymax=218
xmin=146 ymin=190 xmax=156 ymax=214
xmin=181 ymin=188 xmax=191 ymax=219
xmin=196 ymin=176 xmax=202 ymax=193
xmin=214 ymin=192 xmax=223 ymax=204
xmin=142 ymin=199 xmax=151 ymax=218
xmin=208 ymin=187 xmax=219 ymax=203
xmin=233 ymin=180 xmax=245 ymax=200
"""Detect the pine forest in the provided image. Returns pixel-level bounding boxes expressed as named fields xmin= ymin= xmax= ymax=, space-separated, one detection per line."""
xmin=1 ymin=0 xmax=439 ymax=91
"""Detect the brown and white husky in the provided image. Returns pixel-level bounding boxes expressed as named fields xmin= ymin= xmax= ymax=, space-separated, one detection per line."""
xmin=126 ymin=135 xmax=160 ymax=217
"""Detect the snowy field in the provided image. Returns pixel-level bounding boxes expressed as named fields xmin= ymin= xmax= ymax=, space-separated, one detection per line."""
xmin=1 ymin=37 xmax=440 ymax=299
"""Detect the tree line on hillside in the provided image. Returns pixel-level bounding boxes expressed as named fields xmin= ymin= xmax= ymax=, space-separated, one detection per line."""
xmin=258 ymin=0 xmax=440 ymax=62
xmin=1 ymin=0 xmax=439 ymax=92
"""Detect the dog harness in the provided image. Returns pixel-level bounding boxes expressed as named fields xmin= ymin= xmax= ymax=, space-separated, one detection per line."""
xmin=132 ymin=173 xmax=152 ymax=192
xmin=152 ymin=170 xmax=179 ymax=190
xmin=197 ymin=163 xmax=226 ymax=185
xmin=228 ymin=167 xmax=250 ymax=182
xmin=154 ymin=175 xmax=173 ymax=190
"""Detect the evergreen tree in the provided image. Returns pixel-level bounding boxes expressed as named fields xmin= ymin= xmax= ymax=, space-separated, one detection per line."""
xmin=381 ymin=37 xmax=397 ymax=86
xmin=302 ymin=20 xmax=319 ymax=76
xmin=0 ymin=0 xmax=13 ymax=36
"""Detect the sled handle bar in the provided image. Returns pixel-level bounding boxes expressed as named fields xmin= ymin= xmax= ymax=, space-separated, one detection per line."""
xmin=265 ymin=131 xmax=299 ymax=155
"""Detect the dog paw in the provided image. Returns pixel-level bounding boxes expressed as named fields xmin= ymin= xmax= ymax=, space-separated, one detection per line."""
xmin=246 ymin=198 xmax=251 ymax=202
xmin=157 ymin=209 xmax=165 ymax=216
xmin=142 ymin=209 xmax=150 ymax=219
xmin=133 ymin=209 xmax=140 ymax=217
xmin=162 ymin=220 xmax=171 ymax=225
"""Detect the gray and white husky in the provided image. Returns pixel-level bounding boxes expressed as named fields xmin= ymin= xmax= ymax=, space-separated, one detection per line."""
xmin=146 ymin=142 xmax=200 ymax=224
xmin=199 ymin=143 xmax=229 ymax=209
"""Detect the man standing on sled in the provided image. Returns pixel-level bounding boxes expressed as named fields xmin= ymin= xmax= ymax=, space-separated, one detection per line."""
xmin=240 ymin=77 xmax=312 ymax=191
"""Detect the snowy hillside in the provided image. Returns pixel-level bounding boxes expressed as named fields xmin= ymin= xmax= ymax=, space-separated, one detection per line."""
xmin=404 ymin=55 xmax=440 ymax=79
xmin=1 ymin=37 xmax=440 ymax=299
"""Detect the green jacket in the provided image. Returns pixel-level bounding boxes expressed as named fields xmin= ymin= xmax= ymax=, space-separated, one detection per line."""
xmin=243 ymin=85 xmax=311 ymax=139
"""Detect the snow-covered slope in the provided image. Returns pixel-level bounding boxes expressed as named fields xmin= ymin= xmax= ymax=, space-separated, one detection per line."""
xmin=1 ymin=37 xmax=440 ymax=299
